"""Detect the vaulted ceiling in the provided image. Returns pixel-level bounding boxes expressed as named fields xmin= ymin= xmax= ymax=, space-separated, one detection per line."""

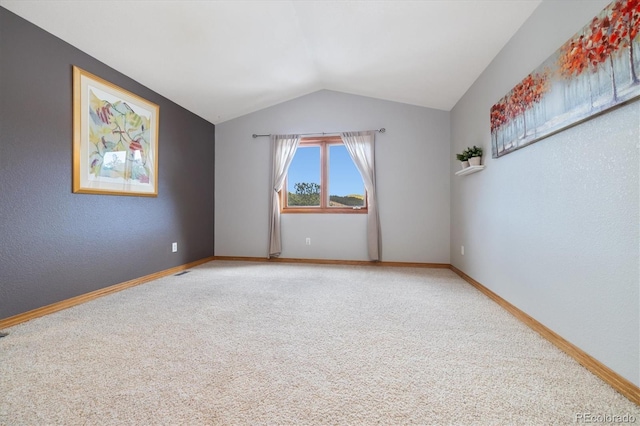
xmin=0 ymin=1 xmax=541 ymax=124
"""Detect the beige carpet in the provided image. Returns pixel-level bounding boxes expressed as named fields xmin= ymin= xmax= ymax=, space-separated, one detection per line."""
xmin=1 ymin=261 xmax=638 ymax=425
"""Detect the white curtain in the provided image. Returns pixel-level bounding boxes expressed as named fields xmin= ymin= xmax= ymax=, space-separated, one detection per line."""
xmin=268 ymin=134 xmax=300 ymax=257
xmin=340 ymin=131 xmax=381 ymax=261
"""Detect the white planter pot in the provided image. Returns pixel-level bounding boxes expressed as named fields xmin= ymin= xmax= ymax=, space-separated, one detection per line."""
xmin=461 ymin=160 xmax=470 ymax=169
xmin=468 ymin=156 xmax=482 ymax=166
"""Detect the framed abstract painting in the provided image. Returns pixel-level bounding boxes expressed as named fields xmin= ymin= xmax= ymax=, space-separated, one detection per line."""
xmin=491 ymin=0 xmax=640 ymax=158
xmin=73 ymin=66 xmax=159 ymax=196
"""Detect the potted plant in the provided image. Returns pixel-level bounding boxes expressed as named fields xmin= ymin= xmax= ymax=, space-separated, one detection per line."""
xmin=456 ymin=152 xmax=469 ymax=169
xmin=467 ymin=145 xmax=483 ymax=166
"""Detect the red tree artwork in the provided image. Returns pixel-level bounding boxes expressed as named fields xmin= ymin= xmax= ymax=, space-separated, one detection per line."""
xmin=491 ymin=0 xmax=640 ymax=158
xmin=587 ymin=15 xmax=621 ymax=99
xmin=490 ymin=72 xmax=548 ymax=151
xmin=610 ymin=0 xmax=640 ymax=83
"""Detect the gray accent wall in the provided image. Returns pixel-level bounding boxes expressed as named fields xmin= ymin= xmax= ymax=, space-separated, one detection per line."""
xmin=216 ymin=90 xmax=450 ymax=263
xmin=0 ymin=8 xmax=215 ymax=320
xmin=450 ymin=0 xmax=639 ymax=386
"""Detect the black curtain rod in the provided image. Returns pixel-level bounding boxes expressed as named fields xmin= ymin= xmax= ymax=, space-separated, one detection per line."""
xmin=252 ymin=128 xmax=385 ymax=138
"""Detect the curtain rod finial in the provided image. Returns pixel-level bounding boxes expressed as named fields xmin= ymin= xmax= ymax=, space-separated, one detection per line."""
xmin=252 ymin=134 xmax=258 ymax=138
xmin=379 ymin=128 xmax=386 ymax=133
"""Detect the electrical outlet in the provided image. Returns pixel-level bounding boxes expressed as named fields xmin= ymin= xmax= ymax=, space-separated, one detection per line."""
xmin=172 ymin=242 xmax=178 ymax=253
xmin=305 ymin=237 xmax=311 ymax=245
xmin=461 ymin=245 xmax=464 ymax=255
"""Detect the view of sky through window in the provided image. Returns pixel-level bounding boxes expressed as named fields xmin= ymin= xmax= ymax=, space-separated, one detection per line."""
xmin=328 ymin=145 xmax=364 ymax=197
xmin=287 ymin=145 xmax=364 ymax=197
xmin=287 ymin=146 xmax=320 ymax=193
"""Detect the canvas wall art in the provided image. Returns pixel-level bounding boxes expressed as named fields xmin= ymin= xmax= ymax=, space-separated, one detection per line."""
xmin=491 ymin=0 xmax=640 ymax=158
xmin=73 ymin=66 xmax=159 ymax=196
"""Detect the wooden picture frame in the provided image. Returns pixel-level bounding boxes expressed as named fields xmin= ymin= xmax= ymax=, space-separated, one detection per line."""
xmin=73 ymin=66 xmax=159 ymax=196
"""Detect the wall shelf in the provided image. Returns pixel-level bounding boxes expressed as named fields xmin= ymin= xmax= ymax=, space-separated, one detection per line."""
xmin=455 ymin=165 xmax=485 ymax=176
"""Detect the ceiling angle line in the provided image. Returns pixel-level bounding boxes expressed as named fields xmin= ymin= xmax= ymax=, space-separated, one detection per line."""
xmin=252 ymin=128 xmax=385 ymax=139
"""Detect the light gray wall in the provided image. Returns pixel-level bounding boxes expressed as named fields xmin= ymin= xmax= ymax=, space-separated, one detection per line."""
xmin=216 ymin=90 xmax=450 ymax=263
xmin=450 ymin=0 xmax=639 ymax=386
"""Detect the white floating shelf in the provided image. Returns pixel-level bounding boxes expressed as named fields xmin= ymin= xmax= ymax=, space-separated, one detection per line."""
xmin=455 ymin=165 xmax=485 ymax=176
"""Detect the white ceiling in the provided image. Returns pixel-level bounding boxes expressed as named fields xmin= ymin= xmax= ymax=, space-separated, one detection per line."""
xmin=1 ymin=0 xmax=541 ymax=124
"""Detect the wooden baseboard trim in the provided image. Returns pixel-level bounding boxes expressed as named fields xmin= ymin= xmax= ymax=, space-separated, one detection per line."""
xmin=212 ymin=256 xmax=271 ymax=262
xmin=0 ymin=256 xmax=215 ymax=329
xmin=212 ymin=255 xmax=450 ymax=269
xmin=450 ymin=265 xmax=639 ymax=406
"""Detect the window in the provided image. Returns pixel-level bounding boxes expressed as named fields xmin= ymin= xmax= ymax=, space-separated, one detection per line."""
xmin=282 ymin=136 xmax=366 ymax=213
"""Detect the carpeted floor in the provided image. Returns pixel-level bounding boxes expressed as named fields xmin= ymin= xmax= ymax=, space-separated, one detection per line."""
xmin=1 ymin=261 xmax=638 ymax=425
